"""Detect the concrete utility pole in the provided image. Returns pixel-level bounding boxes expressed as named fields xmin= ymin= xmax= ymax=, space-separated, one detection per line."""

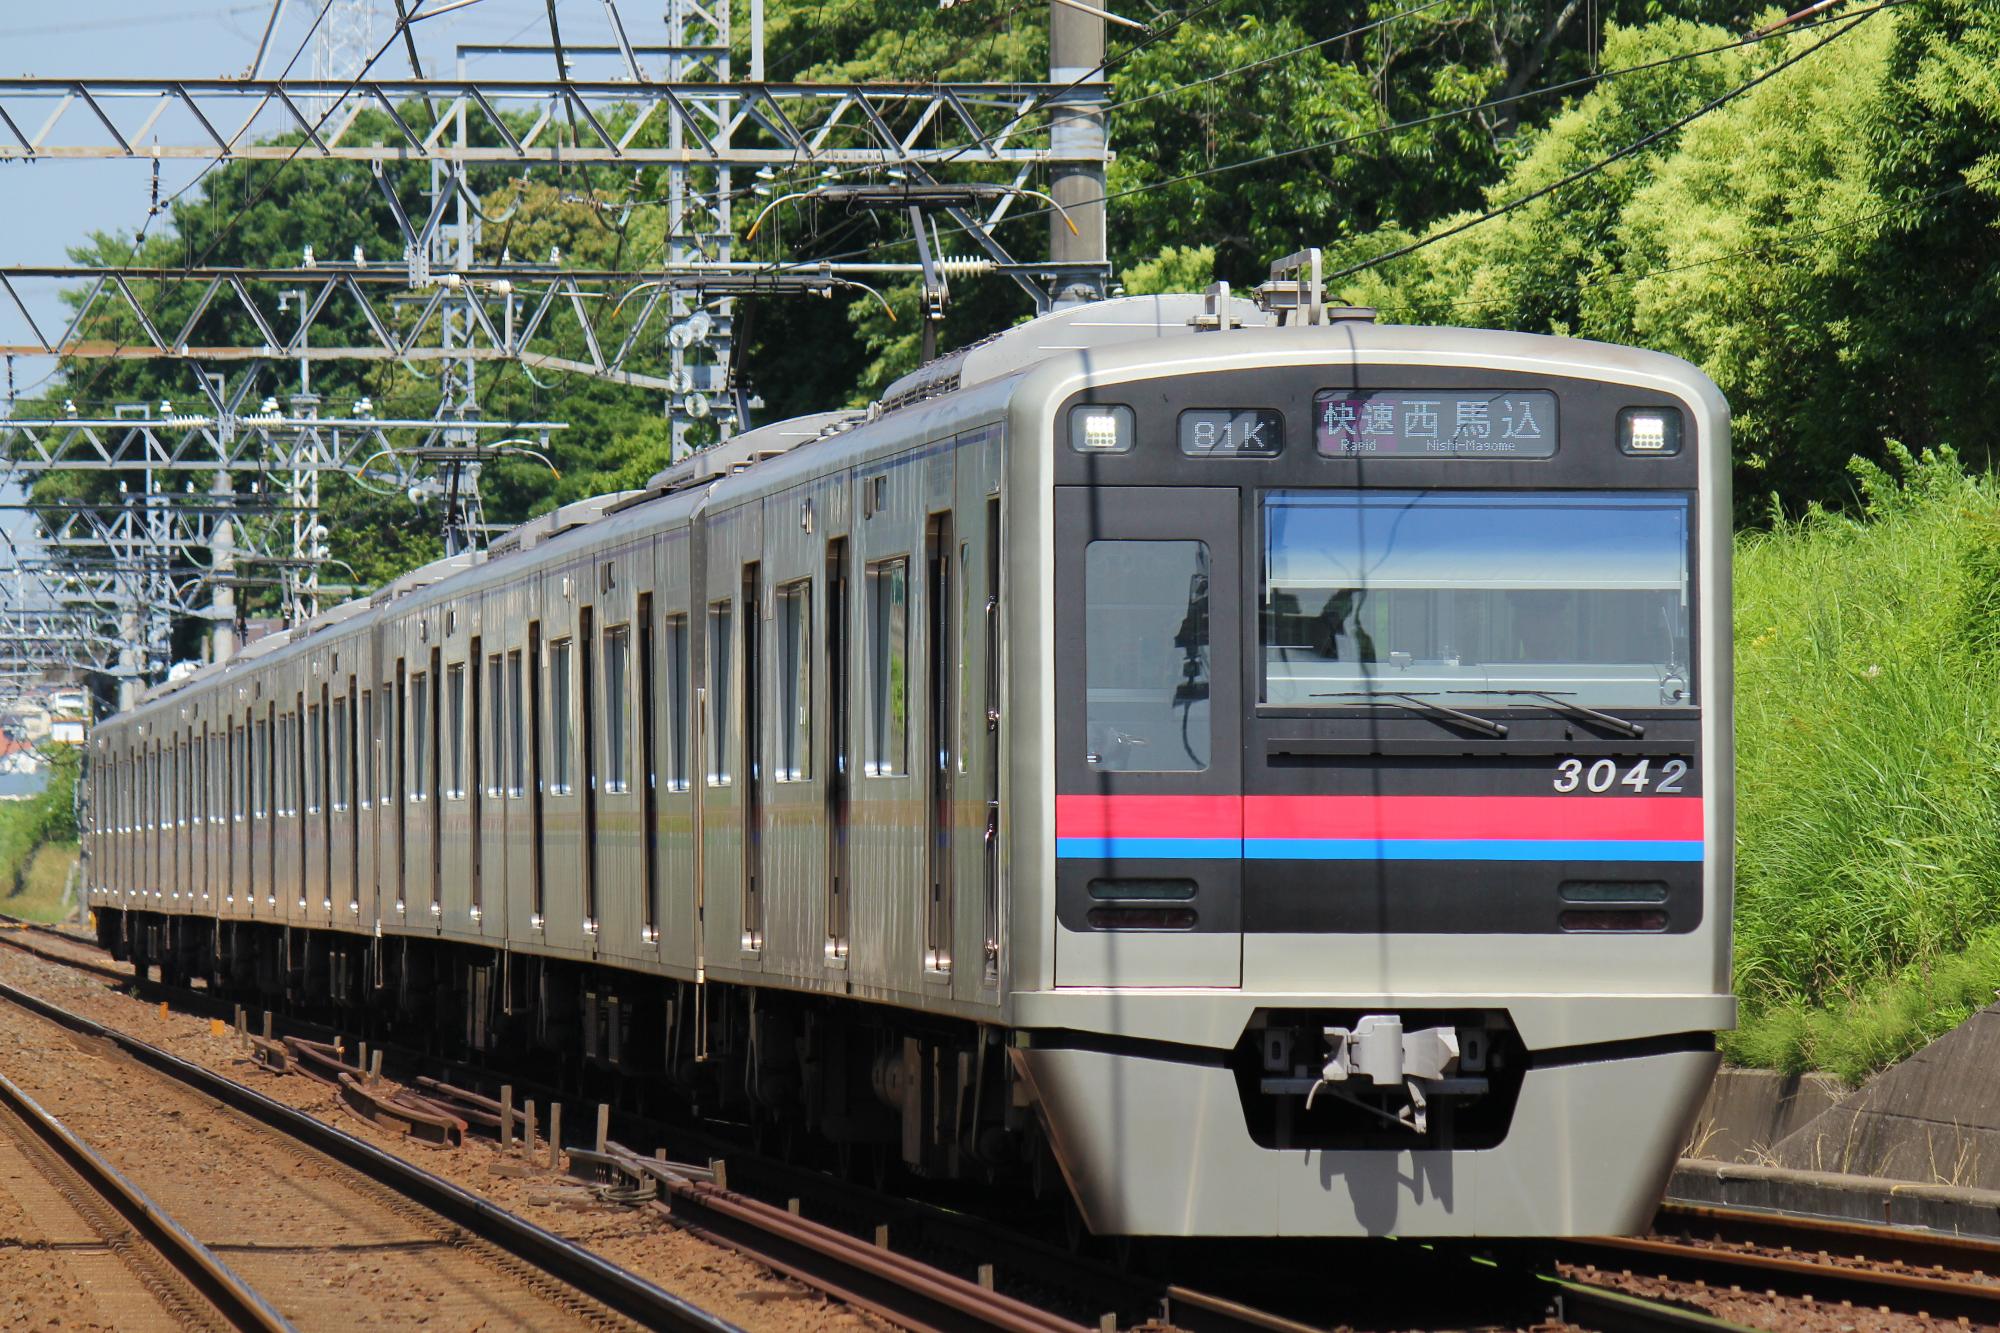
xmin=1049 ymin=0 xmax=1109 ymax=307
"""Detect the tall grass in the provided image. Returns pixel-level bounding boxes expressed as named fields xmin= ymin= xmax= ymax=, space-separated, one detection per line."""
xmin=0 ymin=747 xmax=79 ymax=922
xmin=1729 ymin=445 xmax=2000 ymax=1075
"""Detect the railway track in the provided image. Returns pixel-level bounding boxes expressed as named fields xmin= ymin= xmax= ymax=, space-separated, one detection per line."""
xmin=0 ymin=976 xmax=733 ymax=1333
xmin=0 ymin=1063 xmax=290 ymax=1332
xmin=0 ymin=923 xmax=1759 ymax=1332
xmin=1558 ymin=1201 xmax=2000 ymax=1323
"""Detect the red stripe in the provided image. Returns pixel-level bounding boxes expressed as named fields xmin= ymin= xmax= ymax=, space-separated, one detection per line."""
xmin=1057 ymin=794 xmax=1701 ymax=841
xmin=1056 ymin=794 xmax=1241 ymax=840
xmin=1243 ymin=795 xmax=1701 ymax=841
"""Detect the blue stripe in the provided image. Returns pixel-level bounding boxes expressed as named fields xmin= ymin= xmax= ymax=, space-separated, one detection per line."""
xmin=1058 ymin=837 xmax=1704 ymax=863
xmin=1252 ymin=837 xmax=1704 ymax=861
xmin=1056 ymin=837 xmax=1240 ymax=860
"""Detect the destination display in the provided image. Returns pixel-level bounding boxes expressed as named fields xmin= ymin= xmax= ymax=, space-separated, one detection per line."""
xmin=1178 ymin=408 xmax=1284 ymax=457
xmin=1314 ymin=389 xmax=1558 ymax=458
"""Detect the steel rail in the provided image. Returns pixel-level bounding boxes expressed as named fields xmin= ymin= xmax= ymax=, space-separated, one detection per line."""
xmin=1655 ymin=1199 xmax=2000 ymax=1273
xmin=0 ymin=928 xmax=1751 ymax=1333
xmin=1564 ymin=1231 xmax=2000 ymax=1322
xmin=0 ymin=1066 xmax=295 ymax=1333
xmin=576 ymin=1144 xmax=1089 ymax=1333
xmin=1549 ymin=1276 xmax=1753 ymax=1332
xmin=0 ymin=920 xmax=133 ymax=984
xmin=0 ymin=977 xmax=743 ymax=1333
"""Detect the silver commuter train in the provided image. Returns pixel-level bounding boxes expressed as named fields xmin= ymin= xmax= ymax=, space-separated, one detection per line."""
xmin=83 ymin=292 xmax=1732 ymax=1237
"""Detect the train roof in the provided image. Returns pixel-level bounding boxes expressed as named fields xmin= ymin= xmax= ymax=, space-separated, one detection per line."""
xmin=117 ymin=294 xmax=1722 ymax=719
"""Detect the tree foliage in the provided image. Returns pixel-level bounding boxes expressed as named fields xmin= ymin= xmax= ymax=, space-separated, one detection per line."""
xmin=30 ymin=0 xmax=1992 ymax=637
xmin=1338 ymin=0 xmax=2000 ymax=512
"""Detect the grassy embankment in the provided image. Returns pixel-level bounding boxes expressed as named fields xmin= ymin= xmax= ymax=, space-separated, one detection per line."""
xmin=0 ymin=747 xmax=80 ymax=924
xmin=1729 ymin=445 xmax=2000 ymax=1082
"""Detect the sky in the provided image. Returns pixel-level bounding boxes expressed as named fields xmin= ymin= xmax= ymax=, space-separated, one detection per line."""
xmin=0 ymin=0 xmax=668 ymax=408
xmin=0 ymin=2 xmax=676 ymax=582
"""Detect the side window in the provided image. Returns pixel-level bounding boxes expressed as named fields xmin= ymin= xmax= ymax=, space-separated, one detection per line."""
xmin=1084 ymin=539 xmax=1210 ymax=772
xmin=336 ymin=706 xmax=353 ymax=813
xmin=446 ymin=663 xmax=466 ymax=800
xmin=550 ymin=639 xmax=573 ymax=795
xmin=507 ymin=650 xmax=525 ymax=797
xmin=865 ymin=557 xmax=908 ymax=776
xmin=307 ymin=706 xmax=322 ymax=813
xmin=487 ymin=655 xmax=506 ymax=798
xmin=411 ymin=673 xmax=430 ymax=800
xmin=604 ymin=624 xmax=630 ymax=793
xmin=664 ymin=614 xmax=690 ymax=791
xmin=359 ymin=691 xmax=375 ymax=807
xmin=707 ymin=601 xmax=732 ymax=786
xmin=776 ymin=580 xmax=812 ymax=781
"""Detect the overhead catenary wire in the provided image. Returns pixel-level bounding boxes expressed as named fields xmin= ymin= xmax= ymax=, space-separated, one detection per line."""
xmin=1367 ymin=160 xmax=2000 ymax=319
xmin=793 ymin=0 xmax=1908 ymax=275
xmin=19 ymin=0 xmax=344 ymax=424
xmin=595 ymin=0 xmax=1907 ymax=279
xmin=1322 ymin=6 xmax=1881 ymax=283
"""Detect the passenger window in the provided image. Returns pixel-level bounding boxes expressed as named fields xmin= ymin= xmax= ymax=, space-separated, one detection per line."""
xmin=777 ymin=580 xmax=811 ymax=781
xmin=487 ymin=656 xmax=506 ymax=798
xmin=307 ymin=707 xmax=323 ymax=813
xmin=550 ymin=640 xmax=574 ymax=795
xmin=604 ymin=625 xmax=630 ymax=793
xmin=446 ymin=664 xmax=466 ymax=799
xmin=411 ymin=674 xmax=430 ymax=800
xmin=507 ymin=651 xmax=525 ymax=797
xmin=332 ymin=700 xmax=349 ymax=811
xmin=1084 ymin=539 xmax=1210 ymax=772
xmin=865 ymin=558 xmax=908 ymax=777
xmin=360 ymin=688 xmax=376 ymax=804
xmin=664 ymin=614 xmax=690 ymax=791
xmin=707 ymin=601 xmax=732 ymax=786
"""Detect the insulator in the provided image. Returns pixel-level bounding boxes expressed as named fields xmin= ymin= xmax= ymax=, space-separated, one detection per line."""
xmin=938 ymin=255 xmax=992 ymax=279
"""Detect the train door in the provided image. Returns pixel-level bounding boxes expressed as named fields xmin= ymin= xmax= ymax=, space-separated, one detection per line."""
xmin=189 ymin=732 xmax=205 ymax=909
xmin=481 ymin=642 xmax=508 ymax=937
xmin=358 ymin=684 xmax=377 ymax=924
xmin=233 ymin=714 xmax=249 ymax=911
xmin=312 ymin=686 xmax=330 ymax=919
xmin=527 ymin=620 xmax=546 ymax=931
xmin=340 ymin=678 xmax=359 ymax=922
xmin=393 ymin=658 xmax=408 ymax=917
xmin=637 ymin=591 xmax=660 ymax=949
xmin=441 ymin=637 xmax=473 ymax=935
xmin=468 ymin=634 xmax=486 ymax=932
xmin=1052 ymin=486 xmax=1243 ymax=987
xmin=922 ymin=513 xmax=954 ymax=977
xmin=579 ymin=602 xmax=600 ymax=943
xmin=740 ymin=561 xmax=762 ymax=955
xmin=824 ymin=534 xmax=851 ymax=968
xmin=426 ymin=645 xmax=443 ymax=923
xmin=260 ymin=704 xmax=276 ymax=914
xmin=504 ymin=629 xmax=533 ymax=938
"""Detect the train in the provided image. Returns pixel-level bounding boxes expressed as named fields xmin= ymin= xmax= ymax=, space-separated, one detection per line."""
xmin=81 ymin=286 xmax=1732 ymax=1237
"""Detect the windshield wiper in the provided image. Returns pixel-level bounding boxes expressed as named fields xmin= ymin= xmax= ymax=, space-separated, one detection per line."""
xmin=1445 ymin=689 xmax=1645 ymax=738
xmin=1313 ymin=690 xmax=1509 ymax=738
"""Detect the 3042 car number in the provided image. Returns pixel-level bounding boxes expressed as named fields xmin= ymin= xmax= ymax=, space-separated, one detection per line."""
xmin=1551 ymin=757 xmax=1688 ymax=794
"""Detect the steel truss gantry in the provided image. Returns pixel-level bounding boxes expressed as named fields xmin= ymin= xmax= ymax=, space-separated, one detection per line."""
xmin=0 ymin=75 xmax=1097 ymax=168
xmin=0 ymin=4 xmax=1111 ymax=699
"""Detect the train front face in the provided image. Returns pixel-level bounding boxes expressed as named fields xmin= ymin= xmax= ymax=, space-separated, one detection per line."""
xmin=1008 ymin=325 xmax=1732 ymax=1237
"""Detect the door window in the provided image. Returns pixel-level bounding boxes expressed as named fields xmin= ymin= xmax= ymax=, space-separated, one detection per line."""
xmin=1084 ymin=539 xmax=1211 ymax=772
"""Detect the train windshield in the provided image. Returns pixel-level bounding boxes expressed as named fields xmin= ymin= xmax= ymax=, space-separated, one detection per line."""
xmin=1261 ymin=491 xmax=1692 ymax=710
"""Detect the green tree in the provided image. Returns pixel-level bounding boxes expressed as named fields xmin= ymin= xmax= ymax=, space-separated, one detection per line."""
xmin=1337 ymin=0 xmax=2000 ymax=512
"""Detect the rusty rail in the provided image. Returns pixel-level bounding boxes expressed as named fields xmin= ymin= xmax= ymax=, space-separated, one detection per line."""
xmin=0 ymin=1066 xmax=295 ymax=1332
xmin=1565 ymin=1230 xmax=2000 ymax=1323
xmin=0 ymin=977 xmax=741 ymax=1333
xmin=572 ymin=1143 xmax=1086 ymax=1333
